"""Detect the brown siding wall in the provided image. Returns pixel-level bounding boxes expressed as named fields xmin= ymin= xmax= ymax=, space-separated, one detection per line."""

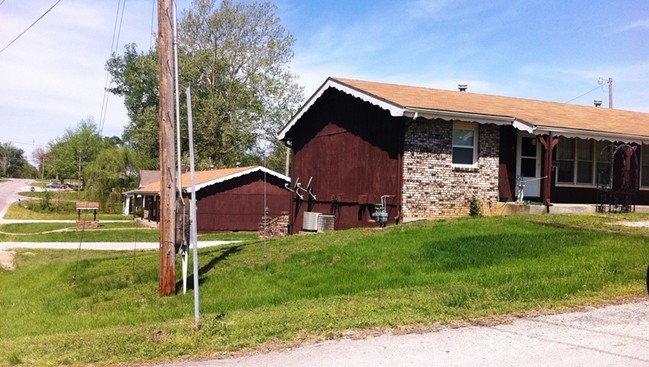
xmin=195 ymin=172 xmax=289 ymax=232
xmin=286 ymin=88 xmax=405 ymax=233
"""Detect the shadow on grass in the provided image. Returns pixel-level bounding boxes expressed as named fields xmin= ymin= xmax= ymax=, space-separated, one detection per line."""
xmin=177 ymin=245 xmax=243 ymax=291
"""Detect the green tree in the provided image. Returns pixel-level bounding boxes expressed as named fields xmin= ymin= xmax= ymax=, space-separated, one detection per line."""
xmin=46 ymin=118 xmax=103 ymax=184
xmin=106 ymin=44 xmax=160 ymax=160
xmin=0 ymin=142 xmax=35 ymax=178
xmin=84 ymin=146 xmax=153 ymax=213
xmin=107 ymin=0 xmax=303 ymax=170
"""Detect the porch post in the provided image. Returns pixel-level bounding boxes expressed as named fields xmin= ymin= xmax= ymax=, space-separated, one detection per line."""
xmin=539 ymin=131 xmax=559 ymax=212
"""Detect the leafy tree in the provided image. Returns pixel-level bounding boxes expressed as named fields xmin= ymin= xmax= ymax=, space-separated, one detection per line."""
xmin=180 ymin=0 xmax=303 ymax=167
xmin=106 ymin=44 xmax=160 ymax=160
xmin=107 ymin=0 xmax=303 ymax=171
xmin=0 ymin=142 xmax=36 ymax=178
xmin=32 ymin=146 xmax=47 ymax=179
xmin=46 ymin=118 xmax=103 ymax=184
xmin=84 ymin=146 xmax=153 ymax=213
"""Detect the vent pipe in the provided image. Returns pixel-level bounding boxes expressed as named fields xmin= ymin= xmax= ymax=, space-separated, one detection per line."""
xmin=458 ymin=83 xmax=468 ymax=92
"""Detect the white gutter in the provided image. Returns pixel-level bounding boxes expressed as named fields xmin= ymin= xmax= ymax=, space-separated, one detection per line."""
xmin=534 ymin=126 xmax=649 ymax=145
xmin=403 ymin=107 xmax=515 ymax=125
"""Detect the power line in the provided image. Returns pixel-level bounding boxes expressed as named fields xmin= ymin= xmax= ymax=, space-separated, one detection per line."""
xmin=564 ymin=84 xmax=604 ymax=104
xmin=0 ymin=0 xmax=62 ymax=56
xmin=99 ymin=0 xmax=127 ymax=135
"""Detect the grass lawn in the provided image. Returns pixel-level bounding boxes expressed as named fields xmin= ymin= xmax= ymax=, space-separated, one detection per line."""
xmin=5 ymin=202 xmax=127 ymax=221
xmin=0 ymin=221 xmax=160 ymax=243
xmin=0 ymin=214 xmax=648 ymax=366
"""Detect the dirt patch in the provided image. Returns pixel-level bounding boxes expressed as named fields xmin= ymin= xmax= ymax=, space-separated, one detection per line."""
xmin=0 ymin=250 xmax=15 ymax=270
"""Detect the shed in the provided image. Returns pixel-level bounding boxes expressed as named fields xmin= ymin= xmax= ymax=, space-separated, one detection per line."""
xmin=125 ymin=166 xmax=290 ymax=232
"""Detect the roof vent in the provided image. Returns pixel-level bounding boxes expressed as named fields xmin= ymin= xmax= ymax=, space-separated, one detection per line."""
xmin=594 ymin=99 xmax=603 ymax=107
xmin=458 ymin=83 xmax=468 ymax=92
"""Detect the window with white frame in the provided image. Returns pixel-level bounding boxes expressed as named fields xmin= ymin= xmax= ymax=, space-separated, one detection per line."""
xmin=641 ymin=145 xmax=649 ymax=189
xmin=556 ymin=137 xmax=612 ymax=186
xmin=452 ymin=122 xmax=478 ymax=166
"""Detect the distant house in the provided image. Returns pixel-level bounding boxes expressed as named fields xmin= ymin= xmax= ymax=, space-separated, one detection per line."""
xmin=278 ymin=77 xmax=649 ymax=233
xmin=125 ymin=166 xmax=290 ymax=232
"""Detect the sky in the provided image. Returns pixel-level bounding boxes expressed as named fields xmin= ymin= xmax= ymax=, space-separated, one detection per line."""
xmin=1 ymin=0 xmax=648 ymax=165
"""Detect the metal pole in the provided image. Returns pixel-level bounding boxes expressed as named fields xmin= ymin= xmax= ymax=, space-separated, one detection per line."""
xmin=186 ymin=86 xmax=200 ymax=327
xmin=172 ymin=0 xmax=182 ymax=190
xmin=171 ymin=0 xmax=188 ymax=296
xmin=608 ymin=77 xmax=613 ymax=109
xmin=157 ymin=0 xmax=177 ymax=296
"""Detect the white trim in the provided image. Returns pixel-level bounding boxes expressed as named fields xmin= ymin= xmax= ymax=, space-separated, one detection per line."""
xmin=535 ymin=126 xmax=648 ymax=144
xmin=512 ymin=119 xmax=535 ymax=134
xmin=189 ymin=166 xmax=290 ymax=193
xmin=516 ymin=132 xmax=542 ymax=197
xmin=404 ymin=107 xmax=514 ymax=125
xmin=451 ymin=122 xmax=479 ymax=167
xmin=278 ymin=78 xmax=404 ymax=140
xmin=277 ymin=78 xmax=649 ymax=146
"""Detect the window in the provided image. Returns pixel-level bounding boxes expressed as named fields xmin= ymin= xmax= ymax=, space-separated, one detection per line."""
xmin=556 ymin=138 xmax=575 ymax=183
xmin=556 ymin=137 xmax=613 ymax=186
xmin=641 ymin=145 xmax=649 ymax=189
xmin=452 ymin=122 xmax=478 ymax=166
xmin=595 ymin=141 xmax=612 ymax=186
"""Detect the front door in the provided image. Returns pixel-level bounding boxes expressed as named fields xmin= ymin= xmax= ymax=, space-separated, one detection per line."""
xmin=516 ymin=133 xmax=541 ymax=199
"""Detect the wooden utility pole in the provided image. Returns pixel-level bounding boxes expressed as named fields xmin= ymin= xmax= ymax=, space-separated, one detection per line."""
xmin=158 ymin=0 xmax=177 ymax=296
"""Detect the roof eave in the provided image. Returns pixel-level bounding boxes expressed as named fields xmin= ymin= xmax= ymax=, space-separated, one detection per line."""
xmin=403 ymin=107 xmax=515 ymax=126
xmin=534 ymin=126 xmax=649 ymax=144
xmin=277 ymin=77 xmax=405 ymax=141
xmin=185 ymin=166 xmax=290 ymax=194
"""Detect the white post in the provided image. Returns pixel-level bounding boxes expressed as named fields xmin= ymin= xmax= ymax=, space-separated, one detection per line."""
xmin=187 ymin=86 xmax=200 ymax=327
xmin=172 ymin=0 xmax=188 ymax=295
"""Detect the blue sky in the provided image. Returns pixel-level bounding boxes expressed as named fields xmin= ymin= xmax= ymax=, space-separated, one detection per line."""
xmin=1 ymin=0 xmax=647 ymax=164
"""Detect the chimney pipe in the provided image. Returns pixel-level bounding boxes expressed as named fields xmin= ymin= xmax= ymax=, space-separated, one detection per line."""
xmin=458 ymin=83 xmax=468 ymax=92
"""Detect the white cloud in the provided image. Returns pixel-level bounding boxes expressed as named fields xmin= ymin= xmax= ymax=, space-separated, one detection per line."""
xmin=618 ymin=18 xmax=649 ymax=33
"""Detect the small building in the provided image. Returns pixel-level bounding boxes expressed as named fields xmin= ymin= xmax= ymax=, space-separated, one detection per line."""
xmin=278 ymin=77 xmax=649 ymax=233
xmin=125 ymin=166 xmax=290 ymax=232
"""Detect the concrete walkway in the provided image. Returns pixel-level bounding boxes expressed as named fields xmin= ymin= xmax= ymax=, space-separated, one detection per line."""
xmin=0 ymin=240 xmax=235 ymax=251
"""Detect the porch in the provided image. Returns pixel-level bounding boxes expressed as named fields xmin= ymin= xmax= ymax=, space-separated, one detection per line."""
xmin=497 ymin=202 xmax=649 ymax=215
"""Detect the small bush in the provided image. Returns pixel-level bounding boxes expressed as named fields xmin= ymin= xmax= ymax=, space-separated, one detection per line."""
xmin=469 ymin=195 xmax=481 ymax=217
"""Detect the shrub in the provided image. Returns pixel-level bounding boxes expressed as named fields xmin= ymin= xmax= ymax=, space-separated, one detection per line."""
xmin=469 ymin=195 xmax=481 ymax=217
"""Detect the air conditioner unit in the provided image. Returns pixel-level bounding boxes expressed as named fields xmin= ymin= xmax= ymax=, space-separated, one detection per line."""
xmin=302 ymin=212 xmax=320 ymax=231
xmin=317 ymin=214 xmax=335 ymax=232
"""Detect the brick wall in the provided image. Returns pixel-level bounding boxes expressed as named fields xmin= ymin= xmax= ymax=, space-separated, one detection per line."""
xmin=401 ymin=119 xmax=500 ymax=219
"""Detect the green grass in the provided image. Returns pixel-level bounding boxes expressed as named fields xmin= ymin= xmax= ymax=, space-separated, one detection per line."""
xmin=18 ymin=190 xmax=81 ymax=201
xmin=198 ymin=232 xmax=258 ymax=241
xmin=0 ymin=221 xmax=159 ymax=242
xmin=0 ymin=215 xmax=648 ymax=366
xmin=6 ymin=201 xmax=127 ymax=221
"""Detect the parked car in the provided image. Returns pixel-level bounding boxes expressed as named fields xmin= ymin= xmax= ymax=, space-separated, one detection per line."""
xmin=45 ymin=183 xmax=68 ymax=191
